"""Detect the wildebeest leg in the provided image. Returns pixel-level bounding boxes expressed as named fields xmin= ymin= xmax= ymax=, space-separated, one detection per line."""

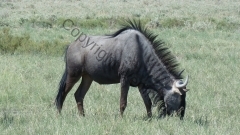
xmin=56 ymin=71 xmax=81 ymax=113
xmin=179 ymin=96 xmax=186 ymax=120
xmin=120 ymin=77 xmax=130 ymax=117
xmin=138 ymin=86 xmax=152 ymax=117
xmin=157 ymin=101 xmax=167 ymax=118
xmin=74 ymin=74 xmax=93 ymax=116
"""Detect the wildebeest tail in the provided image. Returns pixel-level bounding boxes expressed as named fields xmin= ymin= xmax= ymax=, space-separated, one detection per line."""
xmin=55 ymin=46 xmax=69 ymax=112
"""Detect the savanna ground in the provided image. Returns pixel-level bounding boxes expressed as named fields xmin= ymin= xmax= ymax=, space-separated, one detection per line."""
xmin=0 ymin=0 xmax=240 ymax=134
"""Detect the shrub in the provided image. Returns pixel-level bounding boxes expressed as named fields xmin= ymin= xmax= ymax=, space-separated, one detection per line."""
xmin=0 ymin=27 xmax=68 ymax=55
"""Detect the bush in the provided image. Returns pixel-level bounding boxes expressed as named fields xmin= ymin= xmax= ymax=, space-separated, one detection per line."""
xmin=0 ymin=27 xmax=68 ymax=55
xmin=160 ymin=18 xmax=185 ymax=28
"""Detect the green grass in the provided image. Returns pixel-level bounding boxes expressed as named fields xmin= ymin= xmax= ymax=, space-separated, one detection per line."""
xmin=1 ymin=0 xmax=240 ymax=55
xmin=1 ymin=29 xmax=239 ymax=134
xmin=1 ymin=0 xmax=240 ymax=134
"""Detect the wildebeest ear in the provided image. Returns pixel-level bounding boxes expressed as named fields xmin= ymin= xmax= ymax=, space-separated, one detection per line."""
xmin=183 ymin=88 xmax=189 ymax=92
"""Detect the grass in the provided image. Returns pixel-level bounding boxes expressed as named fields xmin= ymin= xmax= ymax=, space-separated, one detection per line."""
xmin=0 ymin=0 xmax=240 ymax=134
xmin=1 ymin=0 xmax=240 ymax=55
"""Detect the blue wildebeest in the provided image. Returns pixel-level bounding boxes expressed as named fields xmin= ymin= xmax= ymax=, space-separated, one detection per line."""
xmin=55 ymin=20 xmax=189 ymax=119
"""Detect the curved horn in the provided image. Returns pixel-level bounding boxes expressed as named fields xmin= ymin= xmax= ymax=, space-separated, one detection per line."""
xmin=178 ymin=69 xmax=185 ymax=77
xmin=175 ymin=75 xmax=189 ymax=88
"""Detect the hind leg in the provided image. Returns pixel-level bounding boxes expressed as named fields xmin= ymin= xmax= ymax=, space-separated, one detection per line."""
xmin=58 ymin=75 xmax=81 ymax=112
xmin=56 ymin=66 xmax=82 ymax=113
xmin=74 ymin=74 xmax=93 ymax=116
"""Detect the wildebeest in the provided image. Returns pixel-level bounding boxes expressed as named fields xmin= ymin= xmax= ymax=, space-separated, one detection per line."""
xmin=55 ymin=20 xmax=189 ymax=119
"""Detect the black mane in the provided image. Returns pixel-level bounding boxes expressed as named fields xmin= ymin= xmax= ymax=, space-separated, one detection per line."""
xmin=110 ymin=20 xmax=183 ymax=79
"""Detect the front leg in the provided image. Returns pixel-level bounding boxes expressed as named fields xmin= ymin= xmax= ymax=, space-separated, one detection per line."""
xmin=157 ymin=102 xmax=167 ymax=118
xmin=138 ymin=85 xmax=152 ymax=118
xmin=120 ymin=77 xmax=130 ymax=117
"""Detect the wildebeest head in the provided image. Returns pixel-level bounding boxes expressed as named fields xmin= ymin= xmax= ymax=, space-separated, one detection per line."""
xmin=162 ymin=75 xmax=189 ymax=118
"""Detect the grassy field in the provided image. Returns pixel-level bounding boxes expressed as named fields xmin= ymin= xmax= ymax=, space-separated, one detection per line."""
xmin=1 ymin=0 xmax=240 ymax=134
